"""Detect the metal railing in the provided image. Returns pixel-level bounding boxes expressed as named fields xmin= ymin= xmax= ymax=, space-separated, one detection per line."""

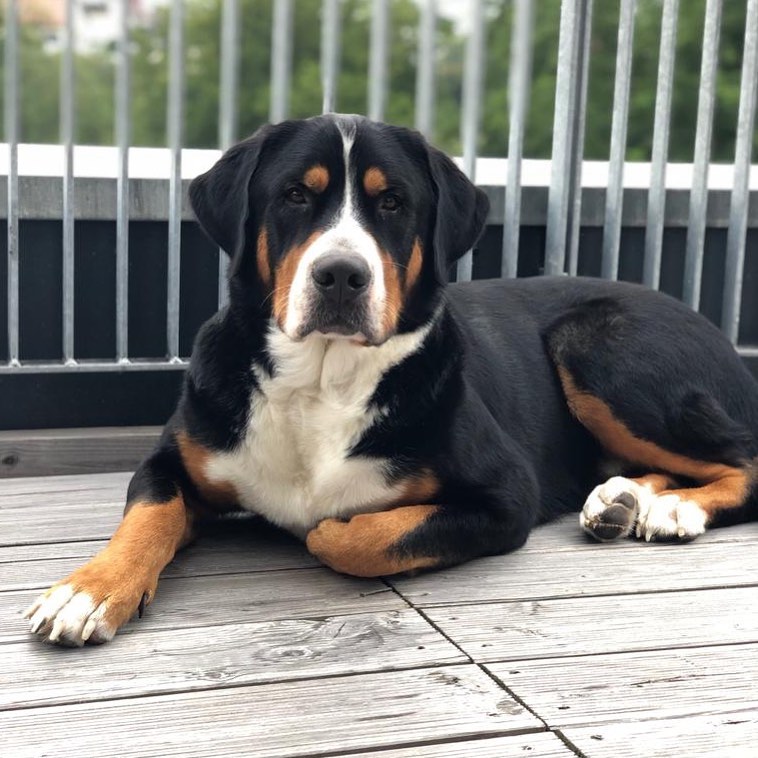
xmin=2 ymin=0 xmax=758 ymax=375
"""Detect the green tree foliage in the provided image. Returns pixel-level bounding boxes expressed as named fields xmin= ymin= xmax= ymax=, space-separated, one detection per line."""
xmin=1 ymin=0 xmax=755 ymax=162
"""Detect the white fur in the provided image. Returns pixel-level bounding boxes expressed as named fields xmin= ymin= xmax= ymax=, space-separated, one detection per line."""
xmin=24 ymin=585 xmax=115 ymax=646
xmin=283 ymin=120 xmax=387 ymax=340
xmin=636 ymin=493 xmax=708 ymax=541
xmin=581 ymin=475 xmax=708 ymax=542
xmin=203 ymin=321 xmax=433 ymax=537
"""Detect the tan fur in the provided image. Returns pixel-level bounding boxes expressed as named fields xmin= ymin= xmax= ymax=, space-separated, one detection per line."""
xmin=363 ymin=166 xmax=388 ymax=196
xmin=303 ymin=165 xmax=329 ymax=194
xmin=405 ymin=238 xmax=423 ymax=293
xmin=559 ymin=367 xmax=752 ymax=518
xmin=50 ymin=497 xmax=192 ymax=631
xmin=176 ymin=431 xmax=238 ymax=506
xmin=306 ymin=504 xmax=440 ymax=577
xmin=256 ymin=228 xmax=271 ymax=286
xmin=272 ymin=231 xmax=322 ymax=326
xmin=380 ymin=249 xmax=402 ymax=336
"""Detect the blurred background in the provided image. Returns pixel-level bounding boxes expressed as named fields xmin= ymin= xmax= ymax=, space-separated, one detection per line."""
xmin=4 ymin=0 xmax=755 ymax=161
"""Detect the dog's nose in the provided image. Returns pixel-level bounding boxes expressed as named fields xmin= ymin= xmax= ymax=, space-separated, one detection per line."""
xmin=311 ymin=254 xmax=371 ymax=305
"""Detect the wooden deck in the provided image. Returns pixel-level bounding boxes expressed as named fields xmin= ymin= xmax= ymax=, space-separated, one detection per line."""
xmin=1 ymin=472 xmax=757 ymax=757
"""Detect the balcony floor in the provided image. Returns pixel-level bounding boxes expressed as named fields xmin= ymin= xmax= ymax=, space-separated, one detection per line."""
xmin=1 ymin=471 xmax=757 ymax=757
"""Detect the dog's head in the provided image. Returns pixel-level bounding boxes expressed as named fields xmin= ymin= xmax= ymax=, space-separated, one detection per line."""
xmin=189 ymin=115 xmax=489 ymax=345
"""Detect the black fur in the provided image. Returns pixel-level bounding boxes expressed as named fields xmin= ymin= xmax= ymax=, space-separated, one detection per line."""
xmin=127 ymin=115 xmax=758 ymax=572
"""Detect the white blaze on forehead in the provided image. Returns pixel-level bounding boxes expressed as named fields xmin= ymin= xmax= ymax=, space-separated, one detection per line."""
xmin=284 ymin=120 xmax=387 ymax=338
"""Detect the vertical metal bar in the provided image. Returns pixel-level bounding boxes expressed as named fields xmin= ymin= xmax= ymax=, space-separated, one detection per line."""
xmin=722 ymin=0 xmax=758 ymax=343
xmin=456 ymin=0 xmax=486 ymax=282
xmin=546 ymin=0 xmax=589 ymax=276
xmin=414 ymin=0 xmax=436 ymax=138
xmin=4 ymin=0 xmax=20 ymax=366
xmin=218 ymin=0 xmax=240 ymax=310
xmin=643 ymin=0 xmax=680 ymax=289
xmin=116 ymin=1 xmax=131 ymax=362
xmin=368 ymin=0 xmax=390 ymax=121
xmin=61 ymin=0 xmax=76 ymax=364
xmin=321 ymin=0 xmax=341 ymax=113
xmin=167 ymin=0 xmax=184 ymax=361
xmin=601 ymin=0 xmax=638 ymax=281
xmin=270 ymin=0 xmax=293 ymax=123
xmin=566 ymin=0 xmax=593 ymax=276
xmin=502 ymin=0 xmax=535 ymax=278
xmin=683 ymin=0 xmax=723 ymax=309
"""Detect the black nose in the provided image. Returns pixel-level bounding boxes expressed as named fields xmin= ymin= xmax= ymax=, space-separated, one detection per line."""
xmin=311 ymin=254 xmax=371 ymax=305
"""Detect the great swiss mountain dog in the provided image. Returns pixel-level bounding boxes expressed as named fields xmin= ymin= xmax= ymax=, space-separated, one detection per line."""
xmin=25 ymin=114 xmax=758 ymax=646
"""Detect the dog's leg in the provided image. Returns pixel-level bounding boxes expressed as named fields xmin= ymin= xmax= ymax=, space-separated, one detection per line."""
xmin=306 ymin=500 xmax=535 ymax=578
xmin=25 ymin=460 xmax=194 ymax=646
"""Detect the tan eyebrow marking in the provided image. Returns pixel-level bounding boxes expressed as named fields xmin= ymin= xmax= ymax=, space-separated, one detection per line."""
xmin=363 ymin=167 xmax=388 ymax=197
xmin=303 ymin=165 xmax=330 ymax=193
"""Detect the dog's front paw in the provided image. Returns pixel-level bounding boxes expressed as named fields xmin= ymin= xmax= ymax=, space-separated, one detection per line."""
xmin=24 ymin=557 xmax=153 ymax=647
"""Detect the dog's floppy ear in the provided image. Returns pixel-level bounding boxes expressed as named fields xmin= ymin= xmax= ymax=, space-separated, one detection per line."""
xmin=426 ymin=145 xmax=490 ymax=282
xmin=189 ymin=124 xmax=272 ymax=272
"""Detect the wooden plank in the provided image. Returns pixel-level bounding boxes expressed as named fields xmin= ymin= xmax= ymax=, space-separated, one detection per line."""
xmin=425 ymin=587 xmax=758 ymax=662
xmin=0 ymin=568 xmax=403 ymax=643
xmin=487 ymin=643 xmax=758 ymax=728
xmin=339 ymin=732 xmax=574 ymax=757
xmin=0 ymin=520 xmax=318 ymax=591
xmin=0 ymin=470 xmax=132 ymax=497
xmin=0 ymin=665 xmax=539 ymax=758
xmin=0 ymin=426 xmax=159 ymax=478
xmin=0 ymin=609 xmax=466 ymax=710
xmin=526 ymin=516 xmax=758 ymax=551
xmin=561 ymin=711 xmax=758 ymax=757
xmin=390 ymin=540 xmax=758 ymax=605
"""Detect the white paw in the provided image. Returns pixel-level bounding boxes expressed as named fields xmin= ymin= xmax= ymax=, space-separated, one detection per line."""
xmin=580 ymin=476 xmax=649 ymax=541
xmin=24 ymin=584 xmax=115 ymax=647
xmin=636 ymin=493 xmax=707 ymax=542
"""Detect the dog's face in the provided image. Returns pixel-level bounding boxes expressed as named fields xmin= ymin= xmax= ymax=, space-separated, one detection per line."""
xmin=190 ymin=115 xmax=489 ymax=345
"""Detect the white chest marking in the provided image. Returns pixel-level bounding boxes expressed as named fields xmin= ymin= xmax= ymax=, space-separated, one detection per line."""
xmin=203 ymin=324 xmax=431 ymax=537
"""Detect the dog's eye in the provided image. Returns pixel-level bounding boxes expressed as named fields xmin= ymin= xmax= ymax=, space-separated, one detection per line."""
xmin=379 ymin=193 xmax=402 ymax=212
xmin=285 ymin=187 xmax=307 ymax=205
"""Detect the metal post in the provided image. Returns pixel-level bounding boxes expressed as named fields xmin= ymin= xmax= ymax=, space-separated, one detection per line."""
xmin=683 ymin=0 xmax=723 ymax=309
xmin=116 ymin=0 xmax=131 ymax=362
xmin=502 ymin=0 xmax=535 ymax=278
xmin=601 ymin=0 xmax=638 ymax=281
xmin=643 ymin=0 xmax=680 ymax=289
xmin=722 ymin=0 xmax=758 ymax=343
xmin=368 ymin=0 xmax=390 ymax=121
xmin=5 ymin=0 xmax=20 ymax=366
xmin=62 ymin=0 xmax=76 ymax=364
xmin=167 ymin=0 xmax=184 ymax=361
xmin=456 ymin=0 xmax=486 ymax=282
xmin=218 ymin=0 xmax=240 ymax=309
xmin=414 ymin=0 xmax=436 ymax=138
xmin=545 ymin=0 xmax=593 ymax=276
xmin=566 ymin=0 xmax=593 ymax=276
xmin=270 ymin=0 xmax=293 ymax=123
xmin=321 ymin=0 xmax=341 ymax=113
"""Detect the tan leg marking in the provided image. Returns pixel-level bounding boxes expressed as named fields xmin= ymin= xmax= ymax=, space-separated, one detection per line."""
xmin=272 ymin=231 xmax=322 ymax=326
xmin=304 ymin=165 xmax=329 ymax=194
xmin=25 ymin=497 xmax=192 ymax=644
xmin=363 ymin=167 xmax=388 ymax=196
xmin=558 ymin=367 xmax=752 ymax=520
xmin=306 ymin=505 xmax=441 ymax=577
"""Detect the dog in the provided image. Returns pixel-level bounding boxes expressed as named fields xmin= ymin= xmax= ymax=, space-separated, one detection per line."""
xmin=25 ymin=114 xmax=758 ymax=646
